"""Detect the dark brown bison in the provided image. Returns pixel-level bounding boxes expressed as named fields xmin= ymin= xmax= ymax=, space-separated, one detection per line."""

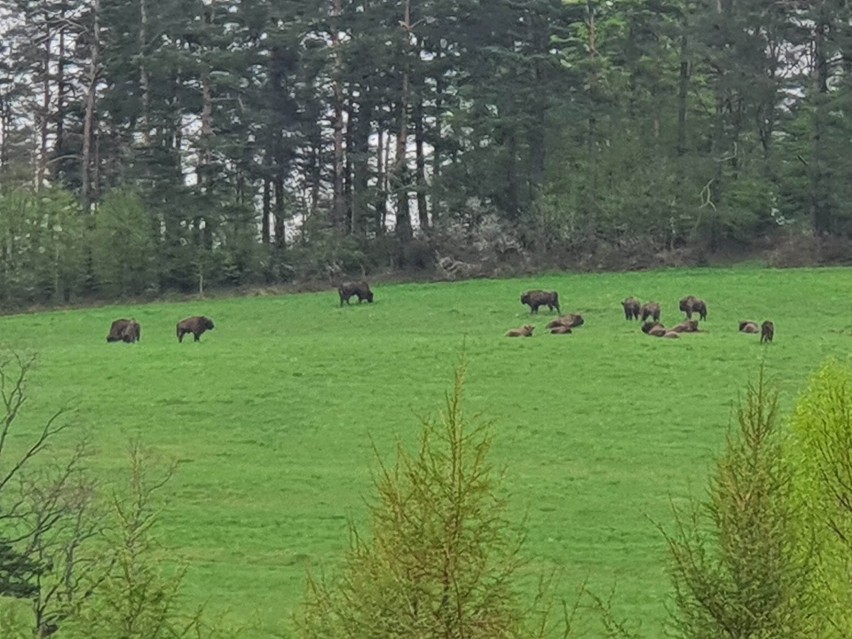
xmin=622 ymin=297 xmax=641 ymax=320
xmin=679 ymin=295 xmax=708 ymax=321
xmin=506 ymin=325 xmax=535 ymax=337
xmin=640 ymin=302 xmax=661 ymax=322
xmin=761 ymin=320 xmax=774 ymax=344
xmin=338 ymin=281 xmax=374 ymax=306
xmin=177 ymin=316 xmax=215 ymax=342
xmin=670 ymin=319 xmax=699 ymax=333
xmin=550 ymin=325 xmax=573 ymax=335
xmin=546 ymin=313 xmax=584 ymax=329
xmin=106 ymin=319 xmax=141 ymax=343
xmin=520 ymin=290 xmax=560 ymax=314
xmin=641 ymin=321 xmax=667 ymax=337
xmin=739 ymin=320 xmax=759 ymax=334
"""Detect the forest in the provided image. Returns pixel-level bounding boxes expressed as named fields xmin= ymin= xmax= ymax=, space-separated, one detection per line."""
xmin=0 ymin=0 xmax=851 ymax=307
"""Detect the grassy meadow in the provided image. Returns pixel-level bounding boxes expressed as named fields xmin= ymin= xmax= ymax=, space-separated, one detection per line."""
xmin=1 ymin=265 xmax=850 ymax=636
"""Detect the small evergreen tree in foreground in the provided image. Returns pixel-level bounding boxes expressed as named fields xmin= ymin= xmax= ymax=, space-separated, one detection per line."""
xmin=660 ymin=366 xmax=821 ymax=639
xmin=297 ymin=358 xmax=571 ymax=639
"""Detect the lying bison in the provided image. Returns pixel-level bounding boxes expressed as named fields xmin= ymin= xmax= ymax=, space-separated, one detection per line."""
xmin=106 ymin=319 xmax=141 ymax=343
xmin=546 ymin=313 xmax=584 ymax=329
xmin=761 ymin=320 xmax=774 ymax=344
xmin=550 ymin=325 xmax=572 ymax=335
xmin=739 ymin=320 xmax=759 ymax=334
xmin=338 ymin=281 xmax=374 ymax=306
xmin=679 ymin=295 xmax=708 ymax=321
xmin=177 ymin=316 xmax=215 ymax=343
xmin=640 ymin=302 xmax=661 ymax=322
xmin=520 ymin=290 xmax=560 ymax=314
xmin=506 ymin=325 xmax=534 ymax=337
xmin=641 ymin=321 xmax=667 ymax=337
xmin=670 ymin=319 xmax=699 ymax=333
xmin=622 ymin=297 xmax=641 ymax=320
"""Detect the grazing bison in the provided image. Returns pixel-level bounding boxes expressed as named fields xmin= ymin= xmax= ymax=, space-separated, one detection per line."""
xmin=520 ymin=290 xmax=560 ymax=314
xmin=761 ymin=320 xmax=774 ymax=344
xmin=106 ymin=319 xmax=140 ymax=343
xmin=641 ymin=321 xmax=667 ymax=337
xmin=679 ymin=295 xmax=708 ymax=321
xmin=622 ymin=297 xmax=641 ymax=320
xmin=640 ymin=302 xmax=661 ymax=322
xmin=506 ymin=325 xmax=535 ymax=337
xmin=550 ymin=325 xmax=573 ymax=335
xmin=670 ymin=319 xmax=699 ymax=333
xmin=338 ymin=281 xmax=374 ymax=306
xmin=546 ymin=313 xmax=584 ymax=329
xmin=177 ymin=316 xmax=215 ymax=343
xmin=739 ymin=320 xmax=759 ymax=334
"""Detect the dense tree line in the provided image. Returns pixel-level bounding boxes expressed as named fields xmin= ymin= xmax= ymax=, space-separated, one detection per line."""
xmin=0 ymin=0 xmax=851 ymax=306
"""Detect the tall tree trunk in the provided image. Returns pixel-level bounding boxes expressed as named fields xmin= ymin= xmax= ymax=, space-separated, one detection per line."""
xmin=81 ymin=0 xmax=101 ymax=212
xmin=413 ymin=94 xmax=429 ymax=231
xmin=676 ymin=34 xmax=689 ymax=156
xmin=394 ymin=0 xmax=413 ymax=240
xmin=810 ymin=7 xmax=831 ymax=235
xmin=54 ymin=17 xmax=66 ymax=182
xmin=37 ymin=13 xmax=50 ymax=191
xmin=197 ymin=68 xmax=213 ymax=190
xmin=352 ymin=98 xmax=372 ymax=236
xmin=330 ymin=0 xmax=346 ymax=233
xmin=139 ymin=0 xmax=151 ymax=146
xmin=261 ymin=170 xmax=271 ymax=245
xmin=376 ymin=128 xmax=387 ymax=235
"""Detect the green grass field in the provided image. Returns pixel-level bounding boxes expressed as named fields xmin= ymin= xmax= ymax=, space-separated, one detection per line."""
xmin=1 ymin=266 xmax=850 ymax=636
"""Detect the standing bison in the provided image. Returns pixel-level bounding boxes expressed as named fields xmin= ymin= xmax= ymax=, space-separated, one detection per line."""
xmin=622 ymin=297 xmax=641 ymax=320
xmin=177 ymin=316 xmax=215 ymax=342
xmin=761 ymin=320 xmax=774 ymax=344
xmin=338 ymin=281 xmax=374 ymax=306
xmin=679 ymin=295 xmax=708 ymax=321
xmin=106 ymin=319 xmax=141 ymax=343
xmin=640 ymin=302 xmax=661 ymax=322
xmin=520 ymin=290 xmax=560 ymax=314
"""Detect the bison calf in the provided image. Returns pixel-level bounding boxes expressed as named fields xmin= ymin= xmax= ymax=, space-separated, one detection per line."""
xmin=506 ymin=325 xmax=535 ymax=337
xmin=107 ymin=319 xmax=141 ymax=343
xmin=640 ymin=302 xmax=661 ymax=322
xmin=641 ymin=321 xmax=667 ymax=337
xmin=622 ymin=297 xmax=641 ymax=320
xmin=739 ymin=320 xmax=759 ymax=334
xmin=338 ymin=281 xmax=374 ymax=306
xmin=761 ymin=320 xmax=774 ymax=344
xmin=520 ymin=290 xmax=560 ymax=314
xmin=177 ymin=316 xmax=215 ymax=343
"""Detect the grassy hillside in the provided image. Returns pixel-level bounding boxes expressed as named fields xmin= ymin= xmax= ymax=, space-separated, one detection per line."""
xmin=1 ymin=266 xmax=850 ymax=636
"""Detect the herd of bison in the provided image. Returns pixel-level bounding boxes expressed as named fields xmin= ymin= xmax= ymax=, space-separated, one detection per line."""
xmin=103 ymin=280 xmax=774 ymax=345
xmin=508 ymin=289 xmax=775 ymax=343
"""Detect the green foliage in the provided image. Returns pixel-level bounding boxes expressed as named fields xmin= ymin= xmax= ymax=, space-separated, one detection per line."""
xmin=789 ymin=361 xmax=852 ymax=637
xmin=298 ymin=359 xmax=567 ymax=639
xmin=90 ymin=189 xmax=159 ymax=298
xmin=0 ymin=188 xmax=84 ymax=304
xmin=661 ymin=367 xmax=820 ymax=639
